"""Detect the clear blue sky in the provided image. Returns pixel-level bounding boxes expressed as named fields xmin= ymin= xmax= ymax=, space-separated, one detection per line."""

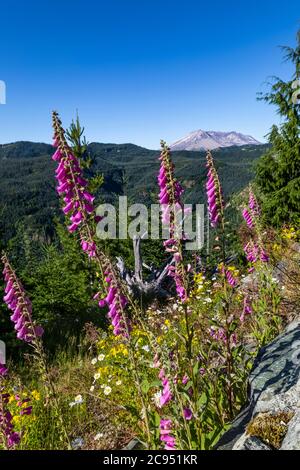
xmin=0 ymin=0 xmax=299 ymax=149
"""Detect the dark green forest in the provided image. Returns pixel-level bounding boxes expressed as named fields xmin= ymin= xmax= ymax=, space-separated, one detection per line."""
xmin=0 ymin=141 xmax=268 ymax=243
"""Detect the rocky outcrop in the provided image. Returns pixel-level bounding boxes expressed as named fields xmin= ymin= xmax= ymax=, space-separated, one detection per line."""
xmin=216 ymin=320 xmax=300 ymax=450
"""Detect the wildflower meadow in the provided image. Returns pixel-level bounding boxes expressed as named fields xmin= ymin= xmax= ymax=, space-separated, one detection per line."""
xmin=1 ymin=107 xmax=297 ymax=451
xmin=0 ymin=14 xmax=300 ymax=456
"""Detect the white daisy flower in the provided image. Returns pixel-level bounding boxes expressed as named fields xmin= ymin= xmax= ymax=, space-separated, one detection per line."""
xmin=103 ymin=386 xmax=112 ymax=396
xmin=74 ymin=394 xmax=83 ymax=403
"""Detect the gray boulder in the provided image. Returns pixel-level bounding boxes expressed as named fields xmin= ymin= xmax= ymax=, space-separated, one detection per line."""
xmin=216 ymin=320 xmax=300 ymax=450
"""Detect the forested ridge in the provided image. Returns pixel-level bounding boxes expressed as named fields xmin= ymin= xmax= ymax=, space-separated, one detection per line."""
xmin=0 ymin=141 xmax=268 ymax=242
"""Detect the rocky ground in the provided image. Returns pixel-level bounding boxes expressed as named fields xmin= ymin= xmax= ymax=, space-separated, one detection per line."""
xmin=216 ymin=320 xmax=300 ymax=450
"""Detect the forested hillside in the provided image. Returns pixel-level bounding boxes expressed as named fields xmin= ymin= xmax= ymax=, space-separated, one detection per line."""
xmin=0 ymin=141 xmax=268 ymax=242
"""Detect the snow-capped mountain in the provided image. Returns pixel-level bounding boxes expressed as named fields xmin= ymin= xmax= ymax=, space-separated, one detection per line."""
xmin=170 ymin=130 xmax=261 ymax=151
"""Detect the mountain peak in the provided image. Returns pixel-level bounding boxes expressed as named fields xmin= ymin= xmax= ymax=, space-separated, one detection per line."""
xmin=170 ymin=129 xmax=261 ymax=151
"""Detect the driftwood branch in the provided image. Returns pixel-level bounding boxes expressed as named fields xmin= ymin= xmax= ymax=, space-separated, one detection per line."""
xmin=116 ymin=236 xmax=175 ymax=302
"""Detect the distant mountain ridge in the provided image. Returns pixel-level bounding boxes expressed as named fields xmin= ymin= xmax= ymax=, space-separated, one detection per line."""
xmin=0 ymin=141 xmax=53 ymax=158
xmin=171 ymin=130 xmax=261 ymax=151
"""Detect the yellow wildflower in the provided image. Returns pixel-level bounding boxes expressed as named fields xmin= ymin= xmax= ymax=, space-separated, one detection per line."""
xmin=273 ymin=243 xmax=280 ymax=252
xmin=31 ymin=390 xmax=40 ymax=401
xmin=282 ymin=227 xmax=297 ymax=240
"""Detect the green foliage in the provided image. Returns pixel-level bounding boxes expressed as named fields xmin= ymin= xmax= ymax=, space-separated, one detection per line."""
xmin=256 ymin=31 xmax=300 ymax=226
xmin=66 ymin=114 xmax=104 ymax=195
xmin=89 ymin=249 xmax=283 ymax=450
xmin=24 ymin=222 xmax=106 ymax=352
xmin=1 ymin=221 xmax=106 ymax=356
xmin=249 ymin=268 xmax=283 ymax=348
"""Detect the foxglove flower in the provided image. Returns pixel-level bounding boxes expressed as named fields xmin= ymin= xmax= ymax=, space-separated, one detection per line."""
xmin=242 ymin=208 xmax=254 ymax=229
xmin=242 ymin=188 xmax=268 ymax=264
xmin=158 ymin=141 xmax=185 ymax=230
xmin=159 ymin=419 xmax=176 ymax=450
xmin=242 ymin=188 xmax=260 ymax=228
xmin=0 ymin=363 xmax=7 ymax=377
xmin=225 ymin=270 xmax=237 ymax=287
xmin=158 ymin=141 xmax=188 ymax=302
xmin=160 ymin=378 xmax=173 ymax=407
xmin=240 ymin=296 xmax=252 ymax=322
xmin=182 ymin=374 xmax=189 ymax=385
xmin=249 ymin=188 xmax=260 ymax=216
xmin=52 ymin=112 xmax=96 ymax=257
xmin=158 ymin=369 xmax=173 ymax=407
xmin=209 ymin=327 xmax=237 ymax=348
xmin=97 ymin=260 xmax=130 ymax=337
xmin=0 ymin=409 xmax=21 ymax=448
xmin=244 ymin=241 xmax=268 ymax=265
xmin=52 ymin=113 xmax=130 ymax=338
xmin=167 ymin=263 xmax=188 ymax=302
xmin=2 ymin=254 xmax=43 ymax=343
xmin=260 ymin=249 xmax=269 ymax=263
xmin=0 ymin=366 xmax=21 ymax=449
xmin=206 ymin=152 xmax=223 ymax=228
xmin=209 ymin=327 xmax=227 ymax=343
xmin=183 ymin=408 xmax=193 ymax=420
xmin=244 ymin=241 xmax=258 ymax=263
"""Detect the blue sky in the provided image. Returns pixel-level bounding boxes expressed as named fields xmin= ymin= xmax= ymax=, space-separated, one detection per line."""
xmin=0 ymin=0 xmax=299 ymax=148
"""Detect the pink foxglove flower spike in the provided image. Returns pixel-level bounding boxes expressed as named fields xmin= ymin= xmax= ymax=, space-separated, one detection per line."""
xmin=242 ymin=188 xmax=269 ymax=265
xmin=52 ymin=112 xmax=97 ymax=257
xmin=158 ymin=369 xmax=173 ymax=407
xmin=0 ymin=365 xmax=21 ymax=448
xmin=206 ymin=151 xmax=224 ymax=228
xmin=52 ymin=112 xmax=130 ymax=337
xmin=225 ymin=269 xmax=237 ymax=288
xmin=158 ymin=141 xmax=188 ymax=302
xmin=249 ymin=188 xmax=260 ymax=216
xmin=240 ymin=295 xmax=252 ymax=322
xmin=183 ymin=408 xmax=193 ymax=420
xmin=244 ymin=241 xmax=259 ymax=263
xmin=242 ymin=208 xmax=254 ymax=229
xmin=159 ymin=419 xmax=176 ymax=450
xmin=97 ymin=260 xmax=130 ymax=337
xmin=0 ymin=362 xmax=7 ymax=377
xmin=2 ymin=253 xmax=44 ymax=343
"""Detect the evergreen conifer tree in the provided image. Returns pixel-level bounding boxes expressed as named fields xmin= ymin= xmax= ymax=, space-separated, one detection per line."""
xmin=256 ymin=30 xmax=300 ymax=226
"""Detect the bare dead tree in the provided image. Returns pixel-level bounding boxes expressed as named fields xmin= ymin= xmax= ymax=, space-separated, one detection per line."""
xmin=116 ymin=236 xmax=175 ymax=303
